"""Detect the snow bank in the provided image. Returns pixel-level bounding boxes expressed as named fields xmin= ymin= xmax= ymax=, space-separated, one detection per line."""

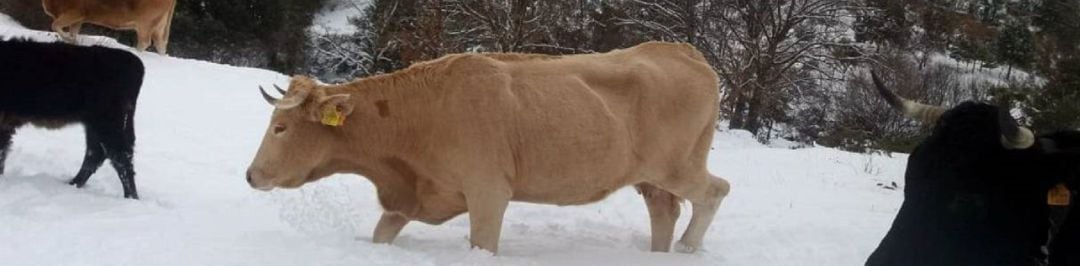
xmin=0 ymin=13 xmax=21 ymax=29
xmin=0 ymin=21 xmax=129 ymax=51
xmin=0 ymin=22 xmax=908 ymax=265
xmin=925 ymin=53 xmax=1043 ymax=88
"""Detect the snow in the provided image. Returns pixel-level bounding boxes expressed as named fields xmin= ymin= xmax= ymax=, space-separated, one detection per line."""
xmin=0 ymin=21 xmax=909 ymax=265
xmin=311 ymin=0 xmax=370 ymax=35
xmin=926 ymin=52 xmax=1042 ymax=87
xmin=0 ymin=13 xmax=20 ymax=29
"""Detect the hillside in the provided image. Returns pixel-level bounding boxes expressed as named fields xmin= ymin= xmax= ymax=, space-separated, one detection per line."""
xmin=0 ymin=19 xmax=908 ymax=265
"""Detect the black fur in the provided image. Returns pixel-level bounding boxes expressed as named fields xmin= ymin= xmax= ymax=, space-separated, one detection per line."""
xmin=866 ymin=102 xmax=1080 ymax=266
xmin=0 ymin=39 xmax=144 ymax=199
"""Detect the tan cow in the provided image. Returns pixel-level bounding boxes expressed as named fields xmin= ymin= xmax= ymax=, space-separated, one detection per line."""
xmin=246 ymin=42 xmax=731 ymax=254
xmin=42 ymin=0 xmax=176 ymax=54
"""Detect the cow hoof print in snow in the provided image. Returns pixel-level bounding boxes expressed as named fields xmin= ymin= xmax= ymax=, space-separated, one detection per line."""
xmin=674 ymin=241 xmax=700 ymax=254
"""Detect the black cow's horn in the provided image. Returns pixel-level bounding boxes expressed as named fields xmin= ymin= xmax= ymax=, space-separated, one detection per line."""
xmin=998 ymin=110 xmax=1035 ymax=149
xmin=259 ymin=86 xmax=279 ymax=105
xmin=274 ymin=84 xmax=287 ymax=95
xmin=870 ymin=71 xmax=946 ymax=124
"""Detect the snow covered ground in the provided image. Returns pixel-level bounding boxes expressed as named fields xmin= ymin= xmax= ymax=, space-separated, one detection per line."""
xmin=0 ymin=19 xmax=908 ymax=265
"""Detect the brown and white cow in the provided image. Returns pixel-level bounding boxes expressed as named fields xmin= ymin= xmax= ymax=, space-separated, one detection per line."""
xmin=42 ymin=0 xmax=176 ymax=54
xmin=245 ymin=42 xmax=731 ymax=254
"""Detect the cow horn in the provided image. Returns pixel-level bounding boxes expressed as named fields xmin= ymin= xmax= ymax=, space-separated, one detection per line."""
xmin=998 ymin=110 xmax=1035 ymax=149
xmin=259 ymin=86 xmax=279 ymax=105
xmin=274 ymin=84 xmax=287 ymax=95
xmin=870 ymin=71 xmax=946 ymax=124
xmin=275 ymin=89 xmax=310 ymax=110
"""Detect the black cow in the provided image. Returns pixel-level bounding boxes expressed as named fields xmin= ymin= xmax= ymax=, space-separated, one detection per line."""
xmin=0 ymin=39 xmax=144 ymax=199
xmin=865 ymin=72 xmax=1080 ymax=266
xmin=1050 ymin=188 xmax=1079 ymax=266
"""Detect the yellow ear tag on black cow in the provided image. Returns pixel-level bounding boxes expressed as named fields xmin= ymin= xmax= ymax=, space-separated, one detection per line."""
xmin=1048 ymin=183 xmax=1070 ymax=206
xmin=320 ymin=105 xmax=345 ymax=127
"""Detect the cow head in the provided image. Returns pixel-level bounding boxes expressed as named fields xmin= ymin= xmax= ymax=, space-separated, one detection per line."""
xmin=870 ymin=71 xmax=1035 ymax=151
xmin=868 ymin=71 xmax=1080 ymax=264
xmin=870 ymin=71 xmax=1080 ymax=168
xmin=246 ymin=75 xmax=356 ymax=190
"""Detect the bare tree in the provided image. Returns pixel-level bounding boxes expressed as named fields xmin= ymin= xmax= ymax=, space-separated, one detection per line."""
xmin=615 ymin=0 xmax=863 ymax=140
xmin=445 ymin=0 xmax=592 ymax=53
xmin=711 ymin=0 xmax=860 ymax=138
xmin=616 ymin=0 xmax=709 ymax=43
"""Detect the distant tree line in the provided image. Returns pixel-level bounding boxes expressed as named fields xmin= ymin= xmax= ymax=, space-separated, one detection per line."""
xmin=309 ymin=0 xmax=861 ymax=143
xmin=308 ymin=0 xmax=1078 ymax=153
xmin=845 ymin=0 xmax=1080 ymax=151
xmin=4 ymin=0 xmax=1076 ymax=153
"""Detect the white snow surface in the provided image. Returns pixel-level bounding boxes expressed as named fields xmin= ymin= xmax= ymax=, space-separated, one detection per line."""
xmin=0 ymin=13 xmax=20 ymax=29
xmin=0 ymin=23 xmax=909 ymax=265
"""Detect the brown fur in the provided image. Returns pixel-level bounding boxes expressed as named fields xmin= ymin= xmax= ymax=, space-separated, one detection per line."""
xmin=42 ymin=0 xmax=176 ymax=54
xmin=247 ymin=42 xmax=731 ymax=253
xmin=0 ymin=112 xmax=70 ymax=130
xmin=478 ymin=52 xmax=563 ymax=61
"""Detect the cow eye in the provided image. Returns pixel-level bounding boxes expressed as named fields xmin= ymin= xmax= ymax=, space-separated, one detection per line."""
xmin=273 ymin=124 xmax=287 ymax=136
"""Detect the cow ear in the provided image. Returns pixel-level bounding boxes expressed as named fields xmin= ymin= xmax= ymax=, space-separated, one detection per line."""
xmin=311 ymin=94 xmax=354 ymax=126
xmin=1040 ymin=138 xmax=1080 ymax=157
xmin=1040 ymin=138 xmax=1060 ymax=153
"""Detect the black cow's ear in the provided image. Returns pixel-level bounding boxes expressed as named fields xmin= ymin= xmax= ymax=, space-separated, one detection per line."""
xmin=1040 ymin=137 xmax=1080 ymax=157
xmin=1040 ymin=138 xmax=1059 ymax=154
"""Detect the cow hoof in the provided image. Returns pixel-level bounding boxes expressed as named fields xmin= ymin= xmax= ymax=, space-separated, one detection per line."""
xmin=674 ymin=241 xmax=700 ymax=254
xmin=67 ymin=179 xmax=86 ymax=188
xmin=124 ymin=193 xmax=139 ymax=200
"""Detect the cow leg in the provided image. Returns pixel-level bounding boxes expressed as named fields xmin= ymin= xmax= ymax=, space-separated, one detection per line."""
xmin=106 ymin=144 xmax=137 ymax=199
xmin=463 ymin=183 xmax=511 ymax=253
xmin=151 ymin=29 xmax=167 ymax=55
xmin=135 ymin=26 xmax=152 ymax=52
xmin=50 ymin=14 xmax=81 ymax=42
xmin=83 ymin=110 xmax=137 ymax=199
xmin=101 ymin=113 xmax=137 ymax=199
xmin=0 ymin=126 xmax=14 ymax=176
xmin=69 ymin=129 xmax=107 ymax=188
xmin=636 ymin=183 xmax=680 ymax=252
xmin=656 ymin=173 xmax=730 ymax=253
xmin=69 ymin=23 xmax=82 ymax=39
xmin=151 ymin=19 xmax=169 ymax=55
xmin=372 ymin=212 xmax=410 ymax=244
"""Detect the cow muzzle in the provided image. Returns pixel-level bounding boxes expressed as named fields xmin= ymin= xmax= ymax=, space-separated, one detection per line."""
xmin=245 ymin=169 xmax=275 ymax=191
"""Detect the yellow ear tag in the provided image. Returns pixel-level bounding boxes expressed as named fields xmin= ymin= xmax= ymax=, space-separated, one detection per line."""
xmin=320 ymin=105 xmax=345 ymax=127
xmin=1048 ymin=183 xmax=1070 ymax=206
